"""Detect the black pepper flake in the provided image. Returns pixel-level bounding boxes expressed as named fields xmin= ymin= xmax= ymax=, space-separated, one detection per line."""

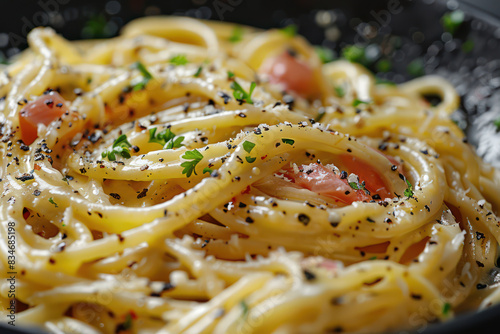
xmin=137 ymin=188 xmax=148 ymax=199
xmin=245 ymin=217 xmax=254 ymax=223
xmin=303 ymin=269 xmax=316 ymax=281
xmin=15 ymin=173 xmax=34 ymax=182
xmin=218 ymin=91 xmax=231 ymax=104
xmin=20 ymin=143 xmax=29 ymax=151
xmin=298 ymin=213 xmax=310 ymax=226
xmin=411 ymin=293 xmax=422 ymax=300
xmin=49 ymin=258 xmax=56 ymax=264
xmin=372 ymin=194 xmax=381 ymax=200
xmin=117 ymin=234 xmax=125 ymax=242
xmin=476 ymin=283 xmax=487 ymax=290
xmin=150 ymin=282 xmax=175 ymax=296
xmin=79 ymin=168 xmax=86 ymax=174
xmin=33 ymin=190 xmax=41 ymax=196
xmin=340 ymin=171 xmax=348 ymax=179
xmin=378 ymin=142 xmax=388 ymax=151
xmin=239 ymin=202 xmax=247 ymax=208
xmin=346 ymin=148 xmax=352 ymax=153
xmin=384 ymin=218 xmax=392 ymax=223
xmin=45 ymin=99 xmax=54 ymax=107
xmin=391 ymin=165 xmax=398 ymax=171
xmin=330 ymin=222 xmax=339 ymax=228
xmin=367 ymin=217 xmax=375 ymax=223
xmin=109 ymin=193 xmax=121 ymax=200
xmin=237 ymin=112 xmax=246 ymax=118
xmin=424 ymin=205 xmax=430 ymax=212
xmin=420 ymin=149 xmax=429 ymax=155
xmin=476 ymin=261 xmax=484 ymax=268
xmin=476 ymin=232 xmax=485 ymax=240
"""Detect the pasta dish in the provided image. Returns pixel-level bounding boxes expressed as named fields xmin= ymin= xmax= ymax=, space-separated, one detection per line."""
xmin=1 ymin=16 xmax=500 ymax=334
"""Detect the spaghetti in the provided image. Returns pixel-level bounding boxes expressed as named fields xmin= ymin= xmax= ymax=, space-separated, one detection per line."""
xmin=1 ymin=16 xmax=499 ymax=334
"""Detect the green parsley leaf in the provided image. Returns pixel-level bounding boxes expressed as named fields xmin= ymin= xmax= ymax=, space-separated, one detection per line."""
xmin=194 ymin=66 xmax=203 ymax=77
xmin=170 ymin=54 xmax=188 ymax=66
xmin=229 ymin=26 xmax=244 ymax=43
xmin=230 ymin=81 xmax=256 ymax=104
xmin=131 ymin=61 xmax=154 ymax=91
xmin=349 ymin=180 xmax=369 ymax=194
xmin=369 ymin=256 xmax=377 ymax=260
xmin=203 ymin=167 xmax=213 ymax=174
xmin=376 ymin=59 xmax=392 ymax=73
xmin=314 ymin=46 xmax=334 ymax=64
xmin=280 ymin=24 xmax=298 ymax=37
xmin=227 ymin=71 xmax=235 ymax=80
xmin=122 ymin=313 xmax=133 ymax=330
xmin=407 ymin=58 xmax=425 ymax=77
xmin=281 ymin=138 xmax=295 ymax=145
xmin=404 ymin=179 xmax=414 ymax=198
xmin=442 ymin=10 xmax=465 ymax=35
xmin=334 ymin=85 xmax=345 ymax=98
xmin=102 ymin=134 xmax=133 ymax=161
xmin=245 ymin=156 xmax=256 ymax=163
xmin=494 ymin=117 xmax=500 ymax=131
xmin=352 ymin=99 xmax=371 ymax=107
xmin=62 ymin=177 xmax=69 ymax=185
xmin=149 ymin=127 xmax=184 ymax=149
xmin=375 ymin=77 xmax=397 ymax=86
xmin=243 ymin=141 xmax=255 ymax=153
xmin=342 ymin=45 xmax=365 ymax=64
xmin=240 ymin=300 xmax=249 ymax=318
xmin=315 ymin=110 xmax=326 ymax=122
xmin=49 ymin=197 xmax=58 ymax=208
xmin=181 ymin=149 xmax=203 ymax=177
xmin=442 ymin=302 xmax=451 ymax=316
xmin=462 ymin=39 xmax=474 ymax=53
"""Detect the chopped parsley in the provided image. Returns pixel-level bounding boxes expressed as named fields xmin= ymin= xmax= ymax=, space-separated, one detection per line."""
xmin=462 ymin=39 xmax=474 ymax=53
xmin=442 ymin=10 xmax=465 ymax=35
xmin=442 ymin=302 xmax=451 ymax=316
xmin=407 ymin=58 xmax=425 ymax=77
xmin=181 ymin=149 xmax=203 ymax=177
xmin=130 ymin=61 xmax=153 ymax=91
xmin=376 ymin=59 xmax=392 ymax=73
xmin=203 ymin=167 xmax=213 ymax=174
xmin=227 ymin=70 xmax=235 ymax=79
xmin=352 ymin=99 xmax=371 ymax=107
xmin=280 ymin=24 xmax=298 ymax=37
xmin=369 ymin=256 xmax=377 ymax=260
xmin=245 ymin=156 xmax=256 ymax=163
xmin=169 ymin=54 xmax=188 ymax=66
xmin=334 ymin=85 xmax=345 ymax=98
xmin=194 ymin=66 xmax=203 ymax=77
xmin=404 ymin=179 xmax=414 ymax=198
xmin=315 ymin=110 xmax=326 ymax=122
xmin=342 ymin=45 xmax=365 ymax=64
xmin=349 ymin=180 xmax=367 ymax=192
xmin=243 ymin=141 xmax=255 ymax=153
xmin=229 ymin=26 xmax=244 ymax=43
xmin=240 ymin=300 xmax=249 ymax=318
xmin=117 ymin=313 xmax=133 ymax=331
xmin=49 ymin=197 xmax=58 ymax=208
xmin=281 ymin=138 xmax=295 ymax=145
xmin=375 ymin=77 xmax=397 ymax=86
xmin=101 ymin=134 xmax=132 ymax=161
xmin=148 ymin=127 xmax=184 ymax=149
xmin=494 ymin=117 xmax=500 ymax=131
xmin=230 ymin=81 xmax=256 ymax=104
xmin=314 ymin=46 xmax=334 ymax=64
